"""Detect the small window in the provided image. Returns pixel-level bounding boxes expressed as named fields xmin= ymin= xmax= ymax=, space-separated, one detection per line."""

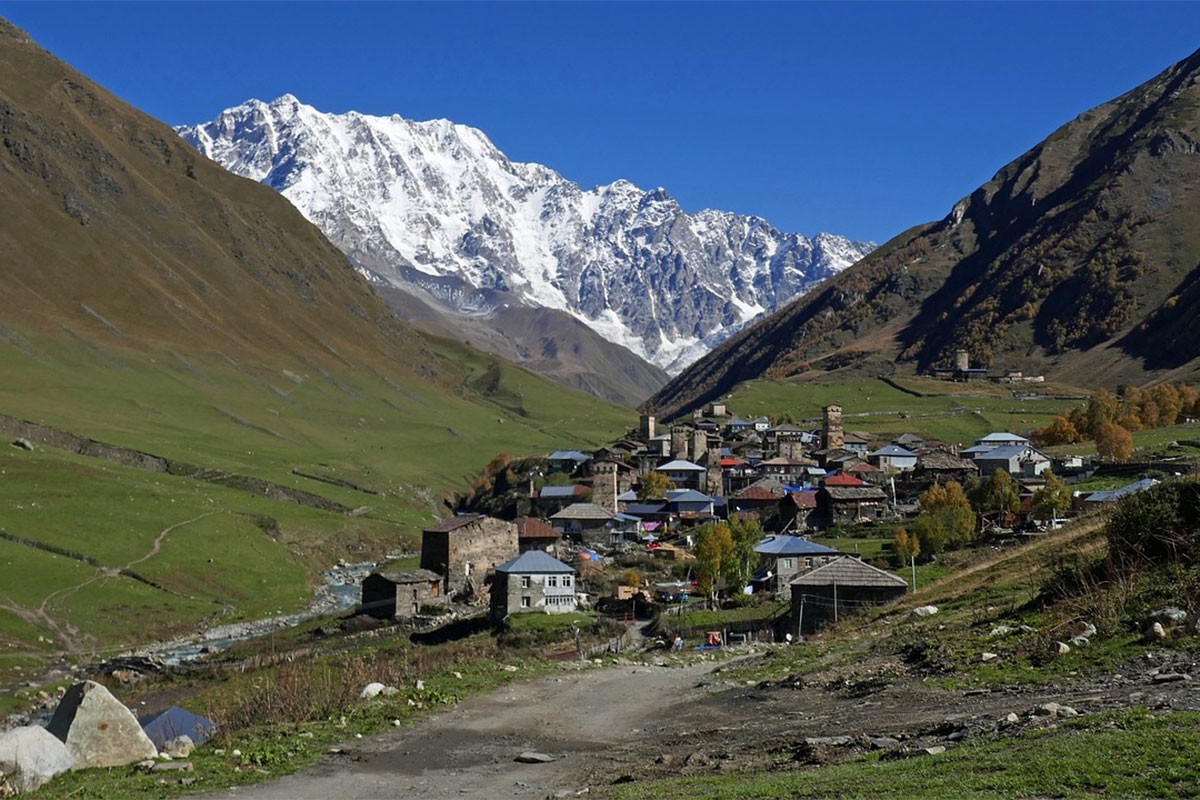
xmin=562 ymin=575 xmax=572 ymax=587
xmin=781 ymin=558 xmax=794 ymax=569
xmin=520 ymin=596 xmax=531 ymax=608
xmin=520 ymin=575 xmax=531 ymax=588
xmin=547 ymin=575 xmax=558 ymax=588
xmin=804 ymin=557 xmax=813 ymax=568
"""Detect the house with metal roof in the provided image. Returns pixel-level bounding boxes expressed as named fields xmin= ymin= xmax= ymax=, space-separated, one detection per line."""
xmin=547 ymin=450 xmax=592 ymax=474
xmin=1082 ymin=477 xmax=1160 ymax=507
xmin=790 ymin=556 xmax=909 ymax=634
xmin=973 ymin=432 xmax=1030 ymax=451
xmin=752 ymin=535 xmax=841 ymax=597
xmin=867 ymin=444 xmax=919 ymax=473
xmin=489 ymin=550 xmax=578 ymax=620
xmin=974 ymin=445 xmax=1050 ymax=478
xmin=361 ymin=569 xmax=445 ymax=621
xmin=665 ymin=488 xmax=715 ymax=520
xmin=657 ymin=459 xmax=706 ymax=490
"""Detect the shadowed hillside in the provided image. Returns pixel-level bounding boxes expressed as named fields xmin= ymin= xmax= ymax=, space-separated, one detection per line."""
xmin=648 ymin=48 xmax=1200 ymax=419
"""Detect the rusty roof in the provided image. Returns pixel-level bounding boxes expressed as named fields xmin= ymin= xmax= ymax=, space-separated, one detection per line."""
xmin=422 ymin=514 xmax=486 ymax=534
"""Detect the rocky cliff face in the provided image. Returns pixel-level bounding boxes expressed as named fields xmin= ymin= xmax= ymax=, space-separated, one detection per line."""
xmin=179 ymin=96 xmax=873 ymax=374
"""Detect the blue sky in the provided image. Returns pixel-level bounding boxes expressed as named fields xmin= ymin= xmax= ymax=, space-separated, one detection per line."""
xmin=3 ymin=1 xmax=1199 ymax=243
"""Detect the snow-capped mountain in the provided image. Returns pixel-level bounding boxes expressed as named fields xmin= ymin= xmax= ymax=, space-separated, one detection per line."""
xmin=179 ymin=95 xmax=874 ymax=374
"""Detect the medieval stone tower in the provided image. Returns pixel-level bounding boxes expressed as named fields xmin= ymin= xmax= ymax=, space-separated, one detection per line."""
xmin=670 ymin=425 xmax=689 ymax=460
xmin=705 ymin=446 xmax=724 ymax=498
xmin=591 ymin=461 xmax=618 ymax=513
xmin=955 ymin=349 xmax=970 ymax=371
xmin=639 ymin=413 xmax=656 ymax=441
xmin=823 ymin=404 xmax=844 ymax=450
xmin=691 ymin=428 xmax=708 ymax=463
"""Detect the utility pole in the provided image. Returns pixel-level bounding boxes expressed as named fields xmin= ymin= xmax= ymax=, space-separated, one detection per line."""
xmin=911 ymin=555 xmax=917 ymax=592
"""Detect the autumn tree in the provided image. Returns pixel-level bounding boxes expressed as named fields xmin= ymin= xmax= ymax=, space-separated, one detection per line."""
xmin=1031 ymin=414 xmax=1080 ymax=447
xmin=1084 ymin=388 xmax=1120 ymax=439
xmin=892 ymin=527 xmax=921 ymax=563
xmin=637 ymin=471 xmax=675 ymax=501
xmin=911 ymin=481 xmax=975 ymax=555
xmin=1151 ymin=383 xmax=1184 ymax=427
xmin=1095 ymin=421 xmax=1133 ymax=462
xmin=1032 ymin=471 xmax=1071 ymax=523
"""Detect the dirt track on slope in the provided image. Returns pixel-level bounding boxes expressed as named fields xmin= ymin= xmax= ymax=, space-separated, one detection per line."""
xmin=197 ymin=643 xmax=1200 ymax=800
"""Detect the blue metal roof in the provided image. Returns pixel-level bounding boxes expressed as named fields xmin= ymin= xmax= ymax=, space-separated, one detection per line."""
xmin=495 ymin=550 xmax=575 ymax=574
xmin=539 ymin=485 xmax=582 ymax=498
xmin=754 ymin=535 xmax=840 ymax=556
xmin=666 ymin=489 xmax=712 ymax=503
xmin=547 ymin=450 xmax=591 ymax=462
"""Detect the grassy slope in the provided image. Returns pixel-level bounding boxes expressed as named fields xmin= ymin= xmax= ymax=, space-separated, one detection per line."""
xmin=0 ymin=332 xmax=631 ymax=697
xmin=722 ymin=376 xmax=1081 ymax=443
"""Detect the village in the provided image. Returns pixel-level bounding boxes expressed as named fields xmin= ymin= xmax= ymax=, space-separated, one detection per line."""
xmin=358 ymin=400 xmax=1168 ymax=643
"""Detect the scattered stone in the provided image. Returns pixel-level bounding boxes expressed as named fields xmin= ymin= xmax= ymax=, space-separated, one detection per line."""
xmin=683 ymin=751 xmax=710 ymax=767
xmin=988 ymin=625 xmax=1014 ymax=638
xmin=380 ymin=686 xmax=399 ymax=697
xmin=1003 ymin=712 xmax=1019 ymax=725
xmin=1054 ymin=641 xmax=1071 ymax=655
xmin=1150 ymin=608 xmax=1187 ymax=627
xmin=1035 ymin=702 xmax=1078 ymax=719
xmin=981 ymin=652 xmax=999 ymax=663
xmin=1144 ymin=622 xmax=1167 ymax=643
xmin=453 ymin=671 xmax=463 ymax=679
xmin=870 ymin=737 xmax=900 ymax=750
xmin=0 ymin=726 xmax=75 ymax=793
xmin=1153 ymin=673 xmax=1190 ymax=684
xmin=415 ymin=679 xmax=425 ymax=690
xmin=803 ymin=736 xmax=853 ymax=747
xmin=502 ymin=665 xmax=519 ymax=672
xmin=1070 ymin=635 xmax=1091 ymax=647
xmin=10 ymin=438 xmax=33 ymax=452
xmin=912 ymin=606 xmax=939 ymax=618
xmin=923 ymin=746 xmax=947 ymax=755
xmin=151 ymin=761 xmax=194 ymax=773
xmin=515 ymin=751 xmax=556 ymax=763
xmin=162 ymin=736 xmax=194 ymax=759
xmin=47 ymin=681 xmax=158 ymax=769
xmin=360 ymin=682 xmax=388 ymax=699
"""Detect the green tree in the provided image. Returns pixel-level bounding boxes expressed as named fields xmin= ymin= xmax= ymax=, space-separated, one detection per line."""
xmin=694 ymin=521 xmax=735 ymax=607
xmin=1095 ymin=421 xmax=1133 ymax=462
xmin=637 ymin=471 xmax=675 ymax=501
xmin=1032 ymin=471 xmax=1071 ymax=523
xmin=969 ymin=470 xmax=1021 ymax=529
xmin=725 ymin=517 xmax=764 ymax=591
xmin=912 ymin=481 xmax=975 ymax=555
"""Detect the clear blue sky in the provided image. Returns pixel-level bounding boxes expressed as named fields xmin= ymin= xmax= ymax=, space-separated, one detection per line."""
xmin=3 ymin=1 xmax=1198 ymax=243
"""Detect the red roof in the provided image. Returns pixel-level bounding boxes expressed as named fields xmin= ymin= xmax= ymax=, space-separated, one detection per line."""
xmin=822 ymin=472 xmax=865 ymax=487
xmin=785 ymin=490 xmax=819 ymax=509
xmin=515 ymin=516 xmax=559 ymax=540
xmin=719 ymin=457 xmax=743 ymax=467
xmin=735 ymin=485 xmax=781 ymax=501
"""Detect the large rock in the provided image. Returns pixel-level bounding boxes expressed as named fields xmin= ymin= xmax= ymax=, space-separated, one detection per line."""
xmin=0 ymin=726 xmax=74 ymax=793
xmin=47 ymin=681 xmax=158 ymax=769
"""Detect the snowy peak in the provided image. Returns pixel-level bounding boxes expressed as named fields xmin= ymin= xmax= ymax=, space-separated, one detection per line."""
xmin=179 ymin=97 xmax=873 ymax=373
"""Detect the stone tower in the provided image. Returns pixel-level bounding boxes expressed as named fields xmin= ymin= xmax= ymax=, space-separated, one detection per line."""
xmin=639 ymin=413 xmax=656 ymax=442
xmin=705 ymin=446 xmax=724 ymax=498
xmin=955 ymin=349 xmax=970 ymax=371
xmin=591 ymin=461 xmax=618 ymax=513
xmin=670 ymin=425 xmax=689 ymax=460
xmin=691 ymin=429 xmax=708 ymax=463
xmin=823 ymin=404 xmax=844 ymax=450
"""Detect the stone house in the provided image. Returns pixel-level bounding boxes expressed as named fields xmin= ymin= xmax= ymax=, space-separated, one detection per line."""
xmin=550 ymin=502 xmax=618 ymax=545
xmin=974 ymin=445 xmax=1051 ymax=478
xmin=360 ymin=569 xmax=444 ymax=621
xmin=816 ymin=485 xmax=890 ymax=528
xmin=752 ymin=535 xmax=841 ymax=597
xmin=867 ymin=444 xmax=919 ymax=473
xmin=420 ymin=514 xmax=518 ymax=598
xmin=657 ymin=458 xmax=706 ymax=490
xmin=516 ymin=516 xmax=561 ymax=555
xmin=790 ymin=556 xmax=909 ymax=635
xmin=489 ymin=550 xmax=578 ymax=620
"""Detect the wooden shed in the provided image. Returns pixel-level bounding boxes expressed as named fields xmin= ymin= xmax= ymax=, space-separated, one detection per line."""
xmin=789 ymin=556 xmax=908 ymax=635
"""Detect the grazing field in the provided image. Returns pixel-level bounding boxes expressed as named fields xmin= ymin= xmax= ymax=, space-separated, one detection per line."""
xmin=723 ymin=377 xmax=1081 ymax=444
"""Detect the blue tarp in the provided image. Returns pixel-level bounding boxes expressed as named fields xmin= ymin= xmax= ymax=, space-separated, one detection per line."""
xmin=139 ymin=705 xmax=217 ymax=748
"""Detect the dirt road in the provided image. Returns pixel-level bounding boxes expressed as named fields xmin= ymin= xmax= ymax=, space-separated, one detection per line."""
xmin=201 ymin=660 xmax=721 ymax=800
xmin=199 ymin=644 xmax=1200 ymax=800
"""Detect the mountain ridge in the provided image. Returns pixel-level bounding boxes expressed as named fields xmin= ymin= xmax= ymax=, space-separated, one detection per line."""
xmin=177 ymin=96 xmax=874 ymax=376
xmin=646 ymin=47 xmax=1200 ymax=419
